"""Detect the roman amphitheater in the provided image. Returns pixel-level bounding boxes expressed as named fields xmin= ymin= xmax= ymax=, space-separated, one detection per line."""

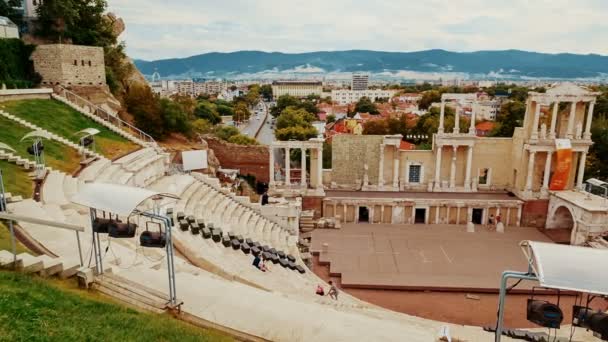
xmin=0 ymin=84 xmax=606 ymax=342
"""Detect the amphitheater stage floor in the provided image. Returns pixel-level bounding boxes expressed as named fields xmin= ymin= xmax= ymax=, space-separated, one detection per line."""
xmin=310 ymin=224 xmax=553 ymax=292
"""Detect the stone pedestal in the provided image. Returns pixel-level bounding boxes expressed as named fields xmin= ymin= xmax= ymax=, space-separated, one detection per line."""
xmin=466 ymin=222 xmax=475 ymax=233
xmin=496 ymin=222 xmax=504 ymax=233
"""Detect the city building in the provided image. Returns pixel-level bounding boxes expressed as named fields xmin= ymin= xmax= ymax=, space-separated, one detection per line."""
xmin=351 ymin=73 xmax=369 ymax=91
xmin=331 ymin=89 xmax=396 ymax=105
xmin=31 ymin=44 xmax=106 ymax=86
xmin=0 ymin=16 xmax=19 ymax=38
xmin=174 ymin=80 xmax=227 ymax=97
xmin=271 ymin=80 xmax=323 ymax=99
xmin=473 ymin=99 xmax=501 ymax=121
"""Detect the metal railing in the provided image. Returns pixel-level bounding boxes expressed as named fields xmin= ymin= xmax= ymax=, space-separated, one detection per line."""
xmin=54 ymin=86 xmax=158 ymax=148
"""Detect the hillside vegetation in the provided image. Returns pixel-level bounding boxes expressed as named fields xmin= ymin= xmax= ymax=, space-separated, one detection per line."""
xmin=0 ymin=271 xmax=233 ymax=341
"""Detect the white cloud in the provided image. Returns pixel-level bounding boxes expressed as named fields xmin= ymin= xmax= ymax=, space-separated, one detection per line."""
xmin=107 ymin=0 xmax=608 ymax=60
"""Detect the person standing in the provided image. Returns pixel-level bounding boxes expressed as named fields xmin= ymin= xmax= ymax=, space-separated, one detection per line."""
xmin=327 ymin=280 xmax=339 ymax=300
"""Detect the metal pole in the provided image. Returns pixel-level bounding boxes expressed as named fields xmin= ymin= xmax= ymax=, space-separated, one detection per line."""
xmin=89 ymin=208 xmax=103 ymax=274
xmin=75 ymin=231 xmax=84 ymax=266
xmin=495 ymin=271 xmax=538 ymax=341
xmin=0 ymin=170 xmax=16 ymax=266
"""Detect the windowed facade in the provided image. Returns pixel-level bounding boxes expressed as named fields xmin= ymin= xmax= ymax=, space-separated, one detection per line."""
xmin=409 ymin=165 xmax=422 ymax=183
xmin=479 ymin=168 xmax=490 ymax=185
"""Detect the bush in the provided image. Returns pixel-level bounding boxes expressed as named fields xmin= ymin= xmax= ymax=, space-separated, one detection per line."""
xmin=228 ymin=134 xmax=258 ymax=145
xmin=0 ymin=39 xmax=40 ymax=88
xmin=275 ymin=126 xmax=318 ymax=141
xmin=213 ymin=126 xmax=240 ymax=141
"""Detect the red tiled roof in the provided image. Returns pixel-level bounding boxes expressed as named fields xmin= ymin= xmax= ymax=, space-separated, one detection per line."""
xmin=476 ymin=121 xmax=496 ymax=131
xmin=399 ymin=140 xmax=416 ymax=150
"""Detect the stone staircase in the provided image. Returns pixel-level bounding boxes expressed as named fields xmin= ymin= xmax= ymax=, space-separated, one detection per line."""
xmin=93 ymin=273 xmax=174 ymax=314
xmin=0 ymin=109 xmax=103 ymax=160
xmin=51 ymin=90 xmax=161 ymax=152
xmin=0 ymin=148 xmax=37 ymax=170
xmin=299 ymin=210 xmax=315 ymax=232
xmin=0 ymin=250 xmax=81 ymax=279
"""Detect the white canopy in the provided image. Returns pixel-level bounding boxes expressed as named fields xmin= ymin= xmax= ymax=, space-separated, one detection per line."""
xmin=74 ymin=128 xmax=101 ymax=137
xmin=522 ymin=241 xmax=608 ymax=296
xmin=21 ymin=130 xmax=53 ymax=142
xmin=0 ymin=142 xmax=15 ymax=152
xmin=71 ymin=182 xmax=178 ymax=216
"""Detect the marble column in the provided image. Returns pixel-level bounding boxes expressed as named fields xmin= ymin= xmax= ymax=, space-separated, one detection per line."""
xmin=506 ymin=208 xmax=511 ymax=226
xmin=446 ymin=206 xmax=451 ymax=224
xmin=567 ymin=101 xmax=577 ymax=139
xmin=438 ymin=101 xmax=445 ymax=134
xmin=541 ymin=151 xmax=553 ymax=193
xmin=456 ymin=206 xmax=461 ymax=225
xmin=285 ymin=147 xmax=291 ymax=185
xmin=516 ymin=206 xmax=522 ymax=227
xmin=449 ymin=146 xmax=457 ymax=189
xmin=577 ymin=151 xmax=587 ymax=189
xmin=435 ymin=206 xmax=440 ymax=224
xmin=434 ymin=145 xmax=443 ymax=191
xmin=469 ymin=105 xmax=476 ymax=135
xmin=549 ymin=102 xmax=559 ymax=139
xmin=380 ymin=205 xmax=385 ymax=224
xmin=343 ymin=205 xmax=347 ymax=223
xmin=584 ymin=101 xmax=595 ymax=140
xmin=269 ymin=146 xmax=275 ymax=185
xmin=464 ymin=146 xmax=473 ymax=191
xmin=378 ymin=144 xmax=385 ymax=187
xmin=317 ymin=147 xmax=323 ymax=189
xmin=300 ymin=148 xmax=306 ymax=187
xmin=525 ymin=151 xmax=536 ymax=192
xmin=333 ymin=203 xmax=337 ymax=219
xmin=531 ymin=101 xmax=541 ymax=140
xmin=392 ymin=155 xmax=400 ymax=188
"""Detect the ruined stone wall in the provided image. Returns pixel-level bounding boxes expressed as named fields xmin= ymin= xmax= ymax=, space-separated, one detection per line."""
xmin=32 ymin=44 xmax=106 ymax=86
xmin=521 ymin=199 xmax=549 ymax=228
xmin=331 ymin=135 xmax=383 ymax=186
xmin=205 ymin=136 xmax=269 ymax=183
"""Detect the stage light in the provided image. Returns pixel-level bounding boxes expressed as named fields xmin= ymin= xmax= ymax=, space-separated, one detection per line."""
xmin=573 ymin=306 xmax=608 ymax=340
xmin=526 ymin=299 xmax=563 ymax=328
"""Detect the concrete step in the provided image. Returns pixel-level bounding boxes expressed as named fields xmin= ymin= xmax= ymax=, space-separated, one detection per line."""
xmin=38 ymin=255 xmax=64 ymax=277
xmin=60 ymin=260 xmax=81 ymax=279
xmin=0 ymin=250 xmax=16 ymax=268
xmin=93 ymin=280 xmax=166 ymax=314
xmin=15 ymin=252 xmax=44 ymax=273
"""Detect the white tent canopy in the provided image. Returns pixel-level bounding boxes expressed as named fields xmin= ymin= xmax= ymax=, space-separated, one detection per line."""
xmin=74 ymin=128 xmax=101 ymax=137
xmin=71 ymin=182 xmax=178 ymax=216
xmin=522 ymin=241 xmax=608 ymax=296
xmin=21 ymin=130 xmax=53 ymax=142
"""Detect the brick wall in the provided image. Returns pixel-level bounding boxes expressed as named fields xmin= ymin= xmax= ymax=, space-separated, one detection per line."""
xmin=302 ymin=196 xmax=324 ymax=219
xmin=205 ymin=136 xmax=269 ymax=183
xmin=521 ymin=199 xmax=549 ymax=228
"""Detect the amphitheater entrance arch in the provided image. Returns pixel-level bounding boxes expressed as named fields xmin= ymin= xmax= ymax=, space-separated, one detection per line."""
xmin=548 ymin=205 xmax=577 ymax=244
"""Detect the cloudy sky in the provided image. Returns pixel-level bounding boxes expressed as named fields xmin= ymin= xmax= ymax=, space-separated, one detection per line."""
xmin=106 ymin=0 xmax=608 ymax=61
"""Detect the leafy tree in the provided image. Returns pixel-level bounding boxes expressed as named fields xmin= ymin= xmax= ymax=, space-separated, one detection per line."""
xmin=194 ymin=101 xmax=221 ymax=124
xmin=322 ymin=142 xmax=332 ymax=169
xmin=245 ymin=84 xmax=260 ymax=106
xmin=159 ymin=99 xmax=191 ymax=136
xmin=191 ymin=119 xmax=213 ymax=135
xmin=275 ymin=126 xmax=318 ymax=141
xmin=216 ymin=104 xmax=234 ymax=117
xmin=275 ymin=107 xmax=316 ymax=130
xmin=0 ymin=39 xmax=40 ymax=88
xmin=326 ymin=114 xmax=336 ymax=124
xmin=232 ymin=101 xmax=250 ymax=123
xmin=489 ymin=101 xmax=526 ymax=137
xmin=0 ymin=0 xmax=22 ymax=24
xmin=586 ymin=89 xmax=608 ymax=180
xmin=213 ymin=126 xmax=240 ymax=141
xmin=228 ymin=134 xmax=259 ymax=146
xmin=260 ymin=84 xmax=273 ymax=101
xmin=271 ymin=95 xmax=299 ymax=117
xmin=104 ymin=43 xmax=133 ymax=96
xmin=124 ymin=85 xmax=164 ymax=138
xmin=418 ymin=90 xmax=441 ymax=110
xmin=362 ymin=120 xmax=388 ymax=135
xmin=354 ymin=96 xmax=379 ymax=114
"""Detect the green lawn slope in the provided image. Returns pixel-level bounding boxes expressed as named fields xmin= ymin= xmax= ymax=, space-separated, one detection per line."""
xmin=0 ymin=160 xmax=33 ymax=198
xmin=1 ymin=99 xmax=139 ymax=159
xmin=0 ymin=271 xmax=233 ymax=341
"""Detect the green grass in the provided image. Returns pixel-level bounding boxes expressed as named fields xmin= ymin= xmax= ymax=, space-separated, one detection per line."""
xmin=0 ymin=115 xmax=81 ymax=174
xmin=0 ymin=223 xmax=29 ymax=255
xmin=1 ymin=100 xmax=139 ymax=159
xmin=0 ymin=271 xmax=233 ymax=342
xmin=0 ymin=160 xmax=33 ymax=198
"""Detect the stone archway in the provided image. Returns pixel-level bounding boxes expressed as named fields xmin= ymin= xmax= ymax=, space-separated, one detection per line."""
xmin=546 ymin=205 xmax=576 ymax=244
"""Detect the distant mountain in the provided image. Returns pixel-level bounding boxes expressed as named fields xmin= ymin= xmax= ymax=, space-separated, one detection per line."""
xmin=134 ymin=49 xmax=608 ymax=80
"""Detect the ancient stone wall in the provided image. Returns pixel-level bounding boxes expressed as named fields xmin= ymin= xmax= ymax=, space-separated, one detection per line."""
xmin=32 ymin=44 xmax=106 ymax=86
xmin=521 ymin=199 xmax=549 ymax=228
xmin=331 ymin=135 xmax=383 ymax=186
xmin=205 ymin=136 xmax=269 ymax=183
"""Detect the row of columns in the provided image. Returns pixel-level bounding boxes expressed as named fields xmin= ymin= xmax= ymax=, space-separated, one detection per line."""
xmin=438 ymin=100 xmax=477 ymax=135
xmin=434 ymin=145 xmax=474 ymax=190
xmin=530 ymin=100 xmax=595 ymax=140
xmin=525 ymin=150 xmax=588 ymax=194
xmin=327 ymin=202 xmax=522 ymax=226
xmin=269 ymin=146 xmax=322 ymax=189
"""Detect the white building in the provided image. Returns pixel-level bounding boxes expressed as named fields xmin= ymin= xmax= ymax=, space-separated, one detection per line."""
xmin=473 ymin=100 xmax=501 ymax=121
xmin=0 ymin=16 xmax=19 ymax=39
xmin=351 ymin=73 xmax=369 ymax=91
xmin=331 ymin=89 xmax=396 ymax=105
xmin=174 ymin=80 xmax=227 ymax=97
xmin=271 ymin=81 xmax=323 ymax=99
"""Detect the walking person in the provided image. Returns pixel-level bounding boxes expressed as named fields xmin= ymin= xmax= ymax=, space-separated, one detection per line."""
xmin=327 ymin=280 xmax=339 ymax=300
xmin=487 ymin=214 xmax=495 ymax=229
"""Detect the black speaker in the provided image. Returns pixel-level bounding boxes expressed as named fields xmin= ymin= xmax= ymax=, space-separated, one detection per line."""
xmin=108 ymin=222 xmax=137 ymax=238
xmin=526 ymin=299 xmax=563 ymax=328
xmin=573 ymin=306 xmax=608 ymax=340
xmin=140 ymin=231 xmax=166 ymax=248
xmin=81 ymin=136 xmax=94 ymax=147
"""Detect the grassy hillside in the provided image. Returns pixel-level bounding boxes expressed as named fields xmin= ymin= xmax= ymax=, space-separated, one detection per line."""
xmin=1 ymin=100 xmax=139 ymax=160
xmin=0 ymin=271 xmax=233 ymax=341
xmin=0 ymin=160 xmax=33 ymax=198
xmin=0 ymin=116 xmax=81 ymax=174
xmin=0 ymin=223 xmax=29 ymax=255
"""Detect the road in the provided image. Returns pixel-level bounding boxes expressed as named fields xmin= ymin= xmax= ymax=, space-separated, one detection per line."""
xmin=237 ymin=100 xmax=275 ymax=145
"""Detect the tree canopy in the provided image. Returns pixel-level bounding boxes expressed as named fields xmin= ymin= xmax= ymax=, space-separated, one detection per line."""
xmin=489 ymin=101 xmax=526 ymax=137
xmin=354 ymin=97 xmax=379 ymax=114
